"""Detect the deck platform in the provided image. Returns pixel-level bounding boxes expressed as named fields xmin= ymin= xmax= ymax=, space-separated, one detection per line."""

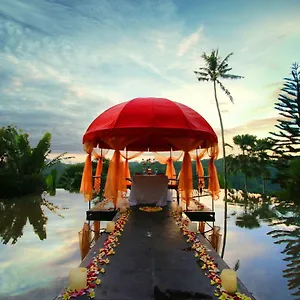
xmin=65 ymin=204 xmax=255 ymax=300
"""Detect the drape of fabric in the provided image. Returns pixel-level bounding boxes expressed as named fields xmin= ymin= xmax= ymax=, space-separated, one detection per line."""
xmin=190 ymin=149 xmax=207 ymax=189
xmin=93 ymin=149 xmax=109 ymax=192
xmin=165 ymin=138 xmax=202 ymax=209
xmin=153 ymin=152 xmax=183 ymax=182
xmin=208 ymin=145 xmax=220 ymax=200
xmin=104 ymin=150 xmax=126 ymax=208
xmin=120 ymin=151 xmax=143 ymax=186
xmin=80 ymin=142 xmax=94 ymax=202
xmin=178 ymin=151 xmax=193 ymax=207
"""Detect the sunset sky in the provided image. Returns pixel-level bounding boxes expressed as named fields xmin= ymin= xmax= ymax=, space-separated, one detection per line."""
xmin=1 ymin=0 xmax=300 ymax=162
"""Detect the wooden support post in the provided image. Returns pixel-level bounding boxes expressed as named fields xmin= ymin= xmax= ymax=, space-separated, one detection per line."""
xmin=209 ymin=226 xmax=222 ymax=253
xmin=79 ymin=222 xmax=91 ymax=261
xmin=176 ymin=188 xmax=179 ymax=205
xmin=198 ymin=221 xmax=205 ymax=234
xmin=94 ymin=221 xmax=100 ymax=242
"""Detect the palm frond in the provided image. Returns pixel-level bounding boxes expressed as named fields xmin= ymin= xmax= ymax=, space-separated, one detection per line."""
xmin=217 ymin=80 xmax=234 ymax=103
xmin=197 ymin=67 xmax=210 ymax=71
xmin=218 ymin=52 xmax=233 ymax=70
xmin=219 ymin=67 xmax=233 ymax=74
xmin=46 ymin=152 xmax=74 ymax=168
xmin=197 ymin=77 xmax=209 ymax=82
xmin=225 ymin=143 xmax=233 ymax=149
xmin=194 ymin=71 xmax=209 ymax=77
xmin=201 ymin=52 xmax=210 ymax=62
xmin=221 ymin=74 xmax=244 ymax=80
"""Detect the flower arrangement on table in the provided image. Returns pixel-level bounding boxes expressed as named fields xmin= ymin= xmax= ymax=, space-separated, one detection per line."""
xmin=139 ymin=206 xmax=163 ymax=212
xmin=171 ymin=210 xmax=252 ymax=300
xmin=141 ymin=158 xmax=156 ymax=174
xmin=61 ymin=210 xmax=130 ymax=299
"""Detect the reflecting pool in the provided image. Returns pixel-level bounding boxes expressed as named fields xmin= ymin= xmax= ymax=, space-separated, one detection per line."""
xmin=0 ymin=189 xmax=298 ymax=299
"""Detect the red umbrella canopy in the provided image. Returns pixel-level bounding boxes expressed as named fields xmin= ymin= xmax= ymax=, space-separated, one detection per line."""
xmin=83 ymin=97 xmax=218 ymax=151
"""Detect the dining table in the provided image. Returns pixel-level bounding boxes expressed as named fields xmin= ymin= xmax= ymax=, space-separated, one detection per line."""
xmin=128 ymin=174 xmax=173 ymax=206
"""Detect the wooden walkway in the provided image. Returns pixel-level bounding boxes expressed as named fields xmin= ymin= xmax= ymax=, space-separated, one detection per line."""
xmin=61 ymin=205 xmax=255 ymax=300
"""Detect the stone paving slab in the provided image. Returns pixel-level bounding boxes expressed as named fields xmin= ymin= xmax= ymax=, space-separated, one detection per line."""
xmin=57 ymin=205 xmax=255 ymax=300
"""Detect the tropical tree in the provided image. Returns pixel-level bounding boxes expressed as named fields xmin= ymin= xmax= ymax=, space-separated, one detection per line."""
xmin=254 ymin=138 xmax=275 ymax=194
xmin=266 ymin=63 xmax=300 ymax=297
xmin=59 ymin=159 xmax=110 ymax=196
xmin=0 ymin=125 xmax=71 ymax=198
xmin=270 ymin=63 xmax=300 ymax=189
xmin=227 ymin=135 xmax=274 ymax=194
xmin=233 ymin=134 xmax=257 ymax=155
xmin=227 ymin=134 xmax=257 ymax=191
xmin=194 ymin=51 xmax=243 ymax=257
xmin=59 ymin=163 xmax=85 ymax=192
xmin=270 ymin=63 xmax=300 ymax=159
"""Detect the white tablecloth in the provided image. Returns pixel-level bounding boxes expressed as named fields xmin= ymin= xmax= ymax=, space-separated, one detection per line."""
xmin=128 ymin=175 xmax=173 ymax=206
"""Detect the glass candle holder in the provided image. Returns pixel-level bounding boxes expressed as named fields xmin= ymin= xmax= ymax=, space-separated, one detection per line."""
xmin=106 ymin=221 xmax=115 ymax=233
xmin=220 ymin=269 xmax=237 ymax=294
xmin=69 ymin=267 xmax=87 ymax=291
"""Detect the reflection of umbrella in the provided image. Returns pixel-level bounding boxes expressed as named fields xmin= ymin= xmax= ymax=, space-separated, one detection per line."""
xmin=83 ymin=97 xmax=217 ymax=151
xmin=81 ymin=97 xmax=219 ymax=207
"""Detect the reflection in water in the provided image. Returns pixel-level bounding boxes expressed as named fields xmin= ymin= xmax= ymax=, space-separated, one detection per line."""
xmin=0 ymin=193 xmax=64 ymax=245
xmin=228 ymin=189 xmax=300 ymax=298
xmin=268 ymin=204 xmax=300 ymax=299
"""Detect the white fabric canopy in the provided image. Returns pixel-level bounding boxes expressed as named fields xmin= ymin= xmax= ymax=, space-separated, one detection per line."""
xmin=128 ymin=175 xmax=173 ymax=206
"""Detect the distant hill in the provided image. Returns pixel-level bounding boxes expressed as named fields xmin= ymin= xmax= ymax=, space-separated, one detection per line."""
xmin=47 ymin=158 xmax=280 ymax=195
xmin=129 ymin=158 xmax=280 ymax=195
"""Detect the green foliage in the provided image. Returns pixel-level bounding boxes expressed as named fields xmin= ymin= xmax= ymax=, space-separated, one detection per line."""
xmin=45 ymin=169 xmax=57 ymax=196
xmin=267 ymin=202 xmax=300 ymax=298
xmin=0 ymin=194 xmax=65 ymax=245
xmin=58 ymin=163 xmax=85 ymax=192
xmin=127 ymin=158 xmax=280 ymax=195
xmin=58 ymin=158 xmax=110 ymax=194
xmin=269 ymin=63 xmax=300 ymax=193
xmin=0 ymin=125 xmax=70 ymax=198
xmin=277 ymin=157 xmax=300 ymax=206
xmin=228 ymin=189 xmax=299 ymax=297
xmin=270 ymin=63 xmax=300 ymax=159
xmin=226 ymin=134 xmax=275 ymax=194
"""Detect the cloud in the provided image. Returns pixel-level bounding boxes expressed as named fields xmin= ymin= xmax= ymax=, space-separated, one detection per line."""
xmin=177 ymin=26 xmax=204 ymax=57
xmin=1 ymin=0 xmax=299 ymax=163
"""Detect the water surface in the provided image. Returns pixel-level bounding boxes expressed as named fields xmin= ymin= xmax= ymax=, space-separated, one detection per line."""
xmin=0 ymin=190 xmax=297 ymax=300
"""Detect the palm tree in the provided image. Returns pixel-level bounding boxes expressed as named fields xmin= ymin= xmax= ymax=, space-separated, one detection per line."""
xmin=254 ymin=138 xmax=274 ymax=195
xmin=232 ymin=134 xmax=257 ymax=191
xmin=194 ymin=49 xmax=243 ymax=258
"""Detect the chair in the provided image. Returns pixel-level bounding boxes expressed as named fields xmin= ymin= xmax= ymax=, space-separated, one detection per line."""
xmin=168 ymin=173 xmax=180 ymax=204
xmin=126 ymin=177 xmax=132 ymax=190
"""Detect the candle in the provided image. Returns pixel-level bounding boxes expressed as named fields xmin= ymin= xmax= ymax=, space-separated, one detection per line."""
xmin=106 ymin=221 xmax=115 ymax=233
xmin=69 ymin=267 xmax=87 ymax=291
xmin=220 ymin=269 xmax=237 ymax=294
xmin=188 ymin=222 xmax=197 ymax=233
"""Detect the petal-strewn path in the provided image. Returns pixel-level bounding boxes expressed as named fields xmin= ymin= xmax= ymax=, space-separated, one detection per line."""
xmin=70 ymin=205 xmax=255 ymax=300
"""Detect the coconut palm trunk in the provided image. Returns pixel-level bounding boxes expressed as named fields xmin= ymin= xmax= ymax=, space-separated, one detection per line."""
xmin=213 ymin=80 xmax=228 ymax=258
xmin=194 ymin=49 xmax=243 ymax=259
